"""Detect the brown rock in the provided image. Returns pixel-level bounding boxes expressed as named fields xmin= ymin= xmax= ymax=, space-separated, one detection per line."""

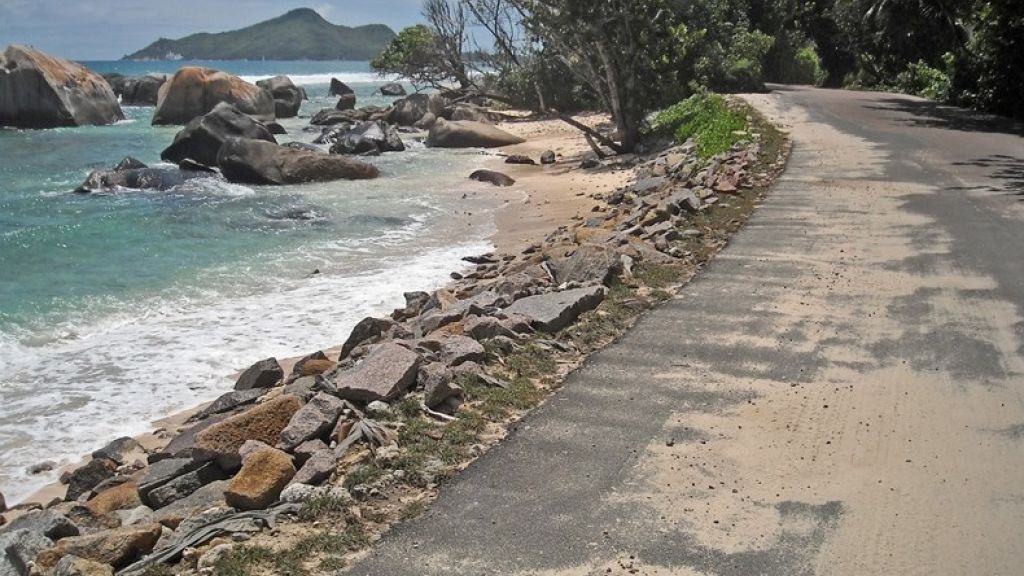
xmin=295 ymin=358 xmax=335 ymax=377
xmin=86 ymin=482 xmax=140 ymax=515
xmin=332 ymin=342 xmax=421 ymax=403
xmin=152 ymin=66 xmax=274 ymax=125
xmin=0 ymin=45 xmax=123 ymax=128
xmin=193 ymin=396 xmax=302 ymax=469
xmin=224 ymin=448 xmax=295 ymax=511
xmin=35 ymin=523 xmax=162 ymax=570
xmin=53 ymin=555 xmax=114 ymax=576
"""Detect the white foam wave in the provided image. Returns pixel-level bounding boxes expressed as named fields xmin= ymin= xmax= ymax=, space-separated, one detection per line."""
xmin=238 ymin=72 xmax=397 ymax=86
xmin=0 ymin=237 xmax=491 ymax=504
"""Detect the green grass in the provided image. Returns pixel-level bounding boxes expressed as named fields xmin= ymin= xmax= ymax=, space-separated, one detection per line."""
xmin=297 ymin=492 xmax=350 ymax=521
xmin=343 ymin=462 xmax=385 ymax=491
xmin=652 ymin=94 xmax=748 ymax=160
xmin=215 ymin=527 xmax=369 ymax=576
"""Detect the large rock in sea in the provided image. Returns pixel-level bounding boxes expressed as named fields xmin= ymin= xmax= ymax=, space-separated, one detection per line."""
xmin=426 ymin=119 xmax=525 ymax=149
xmin=76 ymin=158 xmax=213 ymax=194
xmin=152 ymin=67 xmax=274 ymax=125
xmin=0 ymin=45 xmax=123 ymax=128
xmin=329 ymin=121 xmax=405 ymax=155
xmin=329 ymin=78 xmax=354 ymax=97
xmin=380 ymin=82 xmax=406 ymax=96
xmin=255 ymin=75 xmax=304 ymax=119
xmin=161 ymin=102 xmax=277 ymax=168
xmin=121 ymin=74 xmax=167 ymax=106
xmin=218 ymin=138 xmax=380 ymax=185
xmin=390 ymin=93 xmax=446 ymax=126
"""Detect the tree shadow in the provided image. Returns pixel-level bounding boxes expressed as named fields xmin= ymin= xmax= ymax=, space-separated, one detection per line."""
xmin=950 ymin=154 xmax=1024 ymax=200
xmin=866 ymin=97 xmax=1024 ymax=137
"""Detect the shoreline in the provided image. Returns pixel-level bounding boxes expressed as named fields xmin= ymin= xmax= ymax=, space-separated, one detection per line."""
xmin=6 ymin=113 xmax=622 ymax=512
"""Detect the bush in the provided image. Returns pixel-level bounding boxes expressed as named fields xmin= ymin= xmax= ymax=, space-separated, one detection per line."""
xmin=651 ymin=94 xmax=748 ymax=160
xmin=769 ymin=40 xmax=827 ymax=86
xmin=893 ymin=58 xmax=951 ymax=101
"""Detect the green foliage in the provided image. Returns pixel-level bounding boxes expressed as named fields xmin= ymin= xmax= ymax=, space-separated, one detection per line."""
xmin=124 ymin=8 xmax=394 ymax=61
xmin=893 ymin=58 xmax=952 ymax=101
xmin=297 ymin=492 xmax=350 ymax=521
xmin=652 ymin=94 xmax=748 ymax=159
xmin=370 ymin=25 xmax=439 ymax=81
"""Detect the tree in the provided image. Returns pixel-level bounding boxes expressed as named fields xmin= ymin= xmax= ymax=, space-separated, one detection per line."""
xmin=370 ymin=25 xmax=445 ymax=89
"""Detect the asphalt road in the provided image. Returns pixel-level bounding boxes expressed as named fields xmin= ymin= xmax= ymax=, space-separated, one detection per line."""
xmin=342 ymin=87 xmax=1024 ymax=576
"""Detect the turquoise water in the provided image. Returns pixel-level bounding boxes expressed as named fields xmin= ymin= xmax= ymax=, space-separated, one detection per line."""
xmin=0 ymin=61 xmax=501 ymax=502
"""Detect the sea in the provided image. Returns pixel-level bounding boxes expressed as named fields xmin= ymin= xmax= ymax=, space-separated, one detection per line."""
xmin=0 ymin=61 xmax=502 ymax=503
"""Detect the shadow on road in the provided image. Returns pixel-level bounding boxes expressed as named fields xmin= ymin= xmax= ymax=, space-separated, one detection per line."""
xmin=950 ymin=155 xmax=1024 ymax=201
xmin=867 ymin=98 xmax=1024 ymax=137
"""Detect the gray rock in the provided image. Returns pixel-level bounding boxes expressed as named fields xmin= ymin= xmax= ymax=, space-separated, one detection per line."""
xmin=150 ymin=481 xmax=229 ymax=530
xmin=194 ymin=388 xmax=268 ymax=420
xmin=144 ymin=463 xmax=226 ymax=509
xmin=234 ymin=357 xmax=284 ymax=391
xmin=420 ymin=363 xmax=462 ymax=409
xmin=339 ymin=317 xmax=396 ymax=360
xmin=161 ymin=102 xmax=277 ymax=168
xmin=0 ymin=45 xmax=123 ymax=129
xmin=389 ymin=93 xmax=445 ymax=126
xmin=434 ymin=335 xmax=486 ymax=366
xmin=292 ymin=439 xmax=329 ymax=466
xmin=283 ymin=376 xmax=319 ymax=402
xmin=0 ymin=529 xmax=53 ymax=576
xmin=548 ymin=244 xmax=623 ymax=286
xmin=255 ymin=75 xmax=303 ymax=119
xmin=540 ymin=150 xmax=556 ymax=164
xmin=463 ymin=316 xmax=519 ymax=341
xmin=469 ymin=169 xmax=515 ymax=187
xmin=278 ymin=393 xmax=347 ymax=451
xmin=218 ymin=138 xmax=380 ymax=185
xmin=66 ymin=458 xmax=117 ymax=501
xmin=0 ymin=509 xmax=79 ymax=540
xmin=502 ymin=286 xmax=606 ymax=333
xmin=53 ymin=554 xmax=114 ymax=576
xmin=92 ymin=437 xmax=143 ymax=466
xmin=380 ymin=82 xmax=406 ymax=96
xmin=426 ymin=119 xmax=525 ymax=149
xmin=290 ymin=450 xmax=335 ymax=486
xmin=336 ymin=93 xmax=357 ymax=110
xmin=329 ymin=120 xmax=405 ymax=155
xmin=332 ymin=343 xmax=421 ymax=403
xmin=329 ymin=78 xmax=354 ymax=97
xmin=75 ymin=162 xmax=213 ymax=194
xmin=137 ymin=458 xmax=202 ymax=508
xmin=121 ymin=73 xmax=167 ymax=106
xmin=115 ymin=506 xmax=153 ymax=527
xmin=669 ymin=188 xmax=702 ymax=213
xmin=633 ymin=176 xmax=666 ymax=195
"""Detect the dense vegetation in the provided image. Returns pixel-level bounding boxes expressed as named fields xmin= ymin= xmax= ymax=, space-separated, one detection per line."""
xmin=124 ymin=8 xmax=395 ymax=61
xmin=372 ymin=0 xmax=1021 ymax=152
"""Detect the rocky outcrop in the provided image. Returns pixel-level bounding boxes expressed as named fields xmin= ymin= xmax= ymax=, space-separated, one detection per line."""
xmin=217 ymin=138 xmax=381 ymax=185
xmin=76 ymin=159 xmax=214 ymax=194
xmin=192 ymin=395 xmax=302 ymax=469
xmin=255 ymin=75 xmax=305 ymax=118
xmin=233 ymin=357 xmax=284 ymax=390
xmin=0 ymin=45 xmax=124 ymax=128
xmin=121 ymin=74 xmax=167 ymax=106
xmin=329 ymin=78 xmax=354 ymax=97
xmin=152 ymin=67 xmax=274 ymax=125
xmin=380 ymin=82 xmax=406 ymax=96
xmin=329 ymin=121 xmax=405 ymax=155
xmin=224 ymin=448 xmax=295 ymax=511
xmin=161 ymin=102 xmax=277 ymax=168
xmin=426 ymin=119 xmax=525 ymax=149
xmin=470 ymin=170 xmax=515 ymax=187
xmin=390 ymin=93 xmax=445 ymax=126
xmin=35 ymin=523 xmax=162 ymax=570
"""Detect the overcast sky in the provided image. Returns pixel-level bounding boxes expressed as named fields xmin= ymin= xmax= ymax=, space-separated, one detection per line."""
xmin=0 ymin=1 xmax=426 ymax=60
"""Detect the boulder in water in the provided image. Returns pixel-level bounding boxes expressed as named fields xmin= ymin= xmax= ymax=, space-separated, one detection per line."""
xmin=152 ymin=67 xmax=274 ymax=125
xmin=121 ymin=74 xmax=167 ymax=106
xmin=426 ymin=119 xmax=525 ymax=149
xmin=380 ymin=82 xmax=406 ymax=96
xmin=470 ymin=169 xmax=516 ymax=187
xmin=0 ymin=45 xmax=124 ymax=128
xmin=329 ymin=78 xmax=354 ymax=97
xmin=336 ymin=93 xmax=356 ymax=111
xmin=329 ymin=121 xmax=405 ymax=155
xmin=161 ymin=102 xmax=277 ymax=167
xmin=390 ymin=93 xmax=446 ymax=126
xmin=76 ymin=158 xmax=213 ymax=194
xmin=256 ymin=75 xmax=304 ymax=119
xmin=218 ymin=138 xmax=380 ymax=185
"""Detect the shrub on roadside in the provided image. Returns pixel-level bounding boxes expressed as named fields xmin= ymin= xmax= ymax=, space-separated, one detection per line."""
xmin=893 ymin=57 xmax=952 ymax=101
xmin=651 ymin=94 xmax=748 ymax=159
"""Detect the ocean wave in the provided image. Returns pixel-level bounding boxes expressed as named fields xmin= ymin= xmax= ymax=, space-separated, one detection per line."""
xmin=238 ymin=72 xmax=397 ymax=86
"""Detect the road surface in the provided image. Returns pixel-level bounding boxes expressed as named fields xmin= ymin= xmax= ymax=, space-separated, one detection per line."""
xmin=342 ymin=86 xmax=1024 ymax=575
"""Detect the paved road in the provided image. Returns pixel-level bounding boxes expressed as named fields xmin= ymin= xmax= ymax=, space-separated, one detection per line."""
xmin=343 ymin=87 xmax=1024 ymax=575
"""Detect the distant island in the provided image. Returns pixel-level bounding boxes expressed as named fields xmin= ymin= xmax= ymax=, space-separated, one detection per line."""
xmin=123 ymin=8 xmax=396 ymax=61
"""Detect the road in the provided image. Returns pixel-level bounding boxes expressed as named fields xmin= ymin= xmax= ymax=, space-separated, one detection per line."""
xmin=342 ymin=87 xmax=1024 ymax=575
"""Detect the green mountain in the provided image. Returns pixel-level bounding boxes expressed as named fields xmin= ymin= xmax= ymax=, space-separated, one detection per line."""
xmin=123 ymin=8 xmax=395 ymax=61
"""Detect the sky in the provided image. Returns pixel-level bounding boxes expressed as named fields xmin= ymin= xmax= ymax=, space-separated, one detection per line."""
xmin=0 ymin=0 xmax=426 ymax=60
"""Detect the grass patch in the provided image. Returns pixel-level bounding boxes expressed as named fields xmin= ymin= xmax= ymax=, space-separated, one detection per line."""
xmin=652 ymin=94 xmax=748 ymax=160
xmin=634 ymin=262 xmax=682 ymax=290
xmin=215 ymin=527 xmax=369 ymax=576
xmin=401 ymin=500 xmax=427 ymax=520
xmin=343 ymin=461 xmax=385 ymax=491
xmin=298 ymin=492 xmax=350 ymax=521
xmin=141 ymin=565 xmax=174 ymax=576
